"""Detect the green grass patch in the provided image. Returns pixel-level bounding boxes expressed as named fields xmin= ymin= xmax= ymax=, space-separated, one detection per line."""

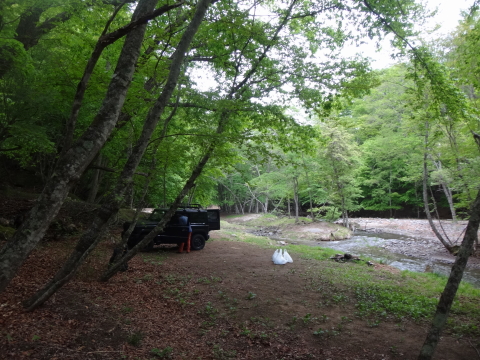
xmin=286 ymin=243 xmax=340 ymax=260
xmin=240 ymin=214 xmax=313 ymax=227
xmin=215 ymin=228 xmax=273 ymax=248
xmin=354 ymin=285 xmax=438 ymax=319
xmin=219 ymin=220 xmax=245 ymax=230
xmin=141 ymin=252 xmax=168 ymax=266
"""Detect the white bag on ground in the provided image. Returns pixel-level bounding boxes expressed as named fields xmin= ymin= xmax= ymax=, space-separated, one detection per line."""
xmin=273 ymin=248 xmax=287 ymax=265
xmin=283 ymin=249 xmax=293 ymax=263
xmin=272 ymin=249 xmax=279 ymax=262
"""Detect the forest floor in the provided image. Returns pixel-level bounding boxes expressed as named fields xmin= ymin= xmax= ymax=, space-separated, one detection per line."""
xmin=1 ymin=204 xmax=480 ymax=359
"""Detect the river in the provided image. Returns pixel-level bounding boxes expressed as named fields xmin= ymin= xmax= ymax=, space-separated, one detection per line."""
xmin=314 ymin=230 xmax=480 ymax=288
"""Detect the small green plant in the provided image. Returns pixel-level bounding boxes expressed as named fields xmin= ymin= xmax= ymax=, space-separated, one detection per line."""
xmin=127 ymin=331 xmax=144 ymax=347
xmin=164 ymin=274 xmax=177 ymax=284
xmin=250 ymin=316 xmax=272 ymax=328
xmin=32 ymin=334 xmax=41 ymax=341
xmin=205 ymin=302 xmax=217 ymax=314
xmin=240 ymin=327 xmax=252 ymax=337
xmin=144 ymin=273 xmax=154 ymax=280
xmin=256 ymin=331 xmax=269 ymax=340
xmin=332 ymin=294 xmax=349 ymax=304
xmin=212 ymin=344 xmax=237 ymax=359
xmin=197 ymin=275 xmax=221 ymax=284
xmin=246 ymin=291 xmax=257 ymax=300
xmin=301 ymin=313 xmax=317 ymax=325
xmin=287 ymin=315 xmax=298 ymax=330
xmin=340 ymin=316 xmax=352 ymax=324
xmin=313 ymin=328 xmax=339 ymax=337
xmin=451 ymin=322 xmax=479 ymax=337
xmin=320 ymin=314 xmax=329 ymax=323
xmin=198 ymin=302 xmax=218 ymax=319
xmin=150 ymin=346 xmax=173 ymax=359
xmin=367 ymin=319 xmax=380 ymax=328
xmin=122 ymin=306 xmax=133 ymax=313
xmin=390 ymin=346 xmax=398 ymax=355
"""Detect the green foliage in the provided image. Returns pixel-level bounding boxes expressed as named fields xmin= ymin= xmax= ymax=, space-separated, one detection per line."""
xmin=0 ymin=39 xmax=29 ymax=76
xmin=2 ymin=0 xmax=467 ymax=220
xmin=354 ymin=285 xmax=437 ymax=319
xmin=127 ymin=330 xmax=144 ymax=347
xmin=150 ymin=346 xmax=173 ymax=359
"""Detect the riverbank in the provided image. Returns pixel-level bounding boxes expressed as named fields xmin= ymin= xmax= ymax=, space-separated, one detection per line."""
xmin=227 ymin=214 xmax=480 ymax=268
xmin=350 ymin=218 xmax=480 ymax=268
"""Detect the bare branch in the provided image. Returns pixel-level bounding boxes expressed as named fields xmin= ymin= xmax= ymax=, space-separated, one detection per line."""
xmin=88 ymin=165 xmax=148 ymax=177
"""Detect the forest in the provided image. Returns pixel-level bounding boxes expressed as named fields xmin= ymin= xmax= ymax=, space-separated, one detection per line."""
xmin=1 ymin=0 xmax=480 ymax=359
xmin=1 ymin=1 xmax=479 ymax=222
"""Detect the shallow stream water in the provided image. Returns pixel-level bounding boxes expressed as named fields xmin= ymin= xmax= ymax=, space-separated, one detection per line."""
xmin=313 ymin=231 xmax=480 ymax=288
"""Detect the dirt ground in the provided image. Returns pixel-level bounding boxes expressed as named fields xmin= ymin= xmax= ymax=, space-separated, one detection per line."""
xmin=1 ymin=214 xmax=479 ymax=359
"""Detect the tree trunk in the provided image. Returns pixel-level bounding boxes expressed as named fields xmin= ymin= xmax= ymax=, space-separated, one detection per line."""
xmin=60 ymin=2 xmax=127 ymax=155
xmin=293 ymin=177 xmax=299 ymax=223
xmin=423 ymin=160 xmax=453 ymax=252
xmin=440 ymin=181 xmax=457 ymax=222
xmin=220 ymin=181 xmax=245 ymax=214
xmin=430 ymin=159 xmax=457 ymax=222
xmin=422 ymin=125 xmax=453 ymax=253
xmin=22 ymin=0 xmax=211 ymax=308
xmin=87 ymin=154 xmax=102 ymax=203
xmin=301 ymin=155 xmax=314 ymax=220
xmin=125 ymin=182 xmax=134 ymax=209
xmin=415 ymin=182 xmax=421 ymax=219
xmin=418 ymin=188 xmax=480 ymax=359
xmin=107 ymin=156 xmax=157 ymax=265
xmin=119 ymin=166 xmax=154 ymax=249
xmin=272 ymin=197 xmax=284 ymax=213
xmin=60 ymin=1 xmax=183 ymax=154
xmin=0 ymin=0 xmax=159 ymax=294
xmin=341 ymin=194 xmax=349 ymax=229
xmin=389 ymin=169 xmax=393 ymax=218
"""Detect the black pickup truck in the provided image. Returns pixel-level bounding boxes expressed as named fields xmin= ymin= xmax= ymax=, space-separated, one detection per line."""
xmin=124 ymin=205 xmax=220 ymax=251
